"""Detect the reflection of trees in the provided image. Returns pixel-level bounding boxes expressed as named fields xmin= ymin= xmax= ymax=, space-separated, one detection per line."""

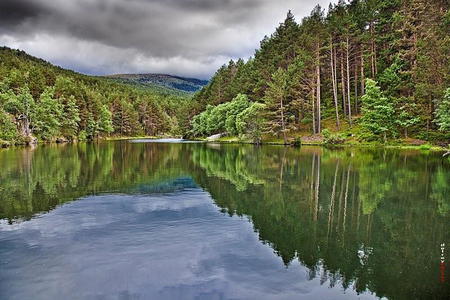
xmin=430 ymin=166 xmax=450 ymax=216
xmin=191 ymin=144 xmax=266 ymax=191
xmin=0 ymin=142 xmax=187 ymax=223
xmin=0 ymin=143 xmax=448 ymax=298
xmin=188 ymin=145 xmax=450 ymax=299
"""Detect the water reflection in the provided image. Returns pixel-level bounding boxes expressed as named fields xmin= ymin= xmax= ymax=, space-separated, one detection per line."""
xmin=0 ymin=142 xmax=449 ymax=299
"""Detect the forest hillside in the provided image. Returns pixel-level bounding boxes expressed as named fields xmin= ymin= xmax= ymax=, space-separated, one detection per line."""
xmin=0 ymin=47 xmax=197 ymax=146
xmin=190 ymin=0 xmax=450 ymax=145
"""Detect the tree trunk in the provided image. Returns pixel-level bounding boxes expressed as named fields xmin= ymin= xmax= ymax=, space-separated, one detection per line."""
xmin=310 ymin=154 xmax=316 ymax=217
xmin=327 ymin=161 xmax=339 ymax=238
xmin=314 ymin=154 xmax=320 ymax=221
xmin=340 ymin=51 xmax=347 ymax=118
xmin=346 ymin=36 xmax=352 ymax=126
xmin=312 ymin=87 xmax=316 ymax=134
xmin=342 ymin=165 xmax=351 ymax=242
xmin=370 ymin=21 xmax=377 ymax=77
xmin=354 ymin=51 xmax=358 ymax=114
xmin=300 ymin=97 xmax=304 ymax=124
xmin=17 ymin=116 xmax=31 ymax=137
xmin=330 ymin=37 xmax=340 ymax=129
xmin=316 ymin=42 xmax=321 ymax=134
xmin=280 ymin=96 xmax=287 ymax=144
xmin=360 ymin=50 xmax=365 ymax=97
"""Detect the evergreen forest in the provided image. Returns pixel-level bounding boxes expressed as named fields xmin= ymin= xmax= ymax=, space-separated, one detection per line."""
xmin=191 ymin=0 xmax=450 ymax=145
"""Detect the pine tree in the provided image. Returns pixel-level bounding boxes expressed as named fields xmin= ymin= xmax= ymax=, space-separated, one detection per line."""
xmin=434 ymin=88 xmax=450 ymax=132
xmin=98 ymin=105 xmax=113 ymax=135
xmin=60 ymin=96 xmax=80 ymax=139
xmin=361 ymin=79 xmax=395 ymax=142
xmin=395 ymin=100 xmax=420 ymax=138
xmin=264 ymin=68 xmax=290 ymax=144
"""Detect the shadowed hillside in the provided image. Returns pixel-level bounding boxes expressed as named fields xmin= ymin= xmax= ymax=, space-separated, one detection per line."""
xmin=106 ymin=73 xmax=208 ymax=93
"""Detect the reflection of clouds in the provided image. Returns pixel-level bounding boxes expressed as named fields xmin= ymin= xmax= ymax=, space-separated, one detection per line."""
xmin=158 ymin=279 xmax=228 ymax=300
xmin=131 ymin=194 xmax=207 ymax=213
xmin=0 ymin=219 xmax=26 ymax=231
xmin=0 ymin=189 xmax=379 ymax=300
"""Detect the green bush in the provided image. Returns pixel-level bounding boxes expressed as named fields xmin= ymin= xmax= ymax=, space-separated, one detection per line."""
xmin=417 ymin=131 xmax=450 ymax=143
xmin=300 ymin=118 xmax=312 ymax=125
xmin=419 ymin=144 xmax=432 ymax=150
xmin=0 ymin=109 xmax=18 ymax=141
xmin=291 ymin=137 xmax=302 ymax=147
xmin=322 ymin=129 xmax=345 ymax=144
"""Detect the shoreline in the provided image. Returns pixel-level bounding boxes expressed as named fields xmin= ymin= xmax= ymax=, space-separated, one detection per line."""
xmin=200 ymin=137 xmax=448 ymax=152
xmin=1 ymin=135 xmax=448 ymax=153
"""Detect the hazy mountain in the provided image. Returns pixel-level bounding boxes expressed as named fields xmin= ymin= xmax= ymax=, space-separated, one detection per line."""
xmin=105 ymin=73 xmax=208 ymax=93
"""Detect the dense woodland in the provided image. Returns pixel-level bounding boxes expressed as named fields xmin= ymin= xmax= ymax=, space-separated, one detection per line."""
xmin=191 ymin=0 xmax=450 ymax=144
xmin=0 ymin=47 xmax=196 ymax=145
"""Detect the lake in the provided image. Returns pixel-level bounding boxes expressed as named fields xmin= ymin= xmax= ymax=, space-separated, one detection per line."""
xmin=0 ymin=141 xmax=449 ymax=300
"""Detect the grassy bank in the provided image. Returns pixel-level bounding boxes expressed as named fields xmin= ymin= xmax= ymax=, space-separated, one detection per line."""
xmin=206 ymin=136 xmax=448 ymax=152
xmin=199 ymin=117 xmax=449 ymax=152
xmin=1 ymin=131 xmax=448 ymax=153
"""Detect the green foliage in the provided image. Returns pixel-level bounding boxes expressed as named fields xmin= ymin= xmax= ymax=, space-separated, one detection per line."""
xmin=190 ymin=105 xmax=214 ymax=137
xmin=378 ymin=57 xmax=404 ymax=96
xmin=207 ymin=102 xmax=231 ymax=134
xmin=190 ymin=2 xmax=449 ymax=142
xmin=419 ymin=144 xmax=432 ymax=150
xmin=190 ymin=94 xmax=251 ymax=137
xmin=430 ymin=167 xmax=450 ymax=216
xmin=263 ymin=68 xmax=290 ymax=142
xmin=322 ymin=129 xmax=345 ymax=144
xmin=0 ymin=47 xmax=192 ymax=143
xmin=395 ymin=99 xmax=421 ymax=138
xmin=60 ymin=96 xmax=81 ymax=138
xmin=434 ymin=88 xmax=450 ymax=132
xmin=2 ymin=86 xmax=35 ymax=118
xmin=224 ymin=94 xmax=250 ymax=135
xmin=2 ymin=0 xmax=449 ymax=145
xmin=236 ymin=102 xmax=266 ymax=143
xmin=360 ymin=79 xmax=395 ymax=142
xmin=31 ymin=87 xmax=63 ymax=140
xmin=99 ymin=105 xmax=114 ymax=135
xmin=0 ymin=108 xmax=18 ymax=141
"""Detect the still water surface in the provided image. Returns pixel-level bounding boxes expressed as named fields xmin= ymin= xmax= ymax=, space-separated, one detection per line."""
xmin=0 ymin=141 xmax=449 ymax=299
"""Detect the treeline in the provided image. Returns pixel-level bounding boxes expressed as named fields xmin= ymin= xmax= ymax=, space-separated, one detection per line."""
xmin=0 ymin=47 xmax=195 ymax=145
xmin=192 ymin=0 xmax=450 ymax=143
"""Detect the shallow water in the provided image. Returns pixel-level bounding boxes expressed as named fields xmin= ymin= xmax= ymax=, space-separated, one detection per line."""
xmin=0 ymin=142 xmax=449 ymax=299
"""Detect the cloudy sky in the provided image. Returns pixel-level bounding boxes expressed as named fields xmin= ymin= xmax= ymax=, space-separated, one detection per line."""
xmin=1 ymin=0 xmax=332 ymax=79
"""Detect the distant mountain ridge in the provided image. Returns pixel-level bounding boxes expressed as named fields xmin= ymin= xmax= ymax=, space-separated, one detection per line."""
xmin=105 ymin=73 xmax=208 ymax=93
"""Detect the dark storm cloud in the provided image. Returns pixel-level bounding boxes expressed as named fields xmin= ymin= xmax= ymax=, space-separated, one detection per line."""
xmin=0 ymin=0 xmax=48 ymax=26
xmin=0 ymin=0 xmax=332 ymax=78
